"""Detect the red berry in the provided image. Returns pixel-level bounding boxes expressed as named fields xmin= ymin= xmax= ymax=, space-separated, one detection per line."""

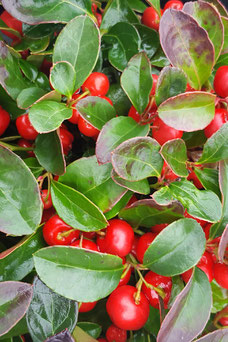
xmin=59 ymin=127 xmax=74 ymax=155
xmin=184 ymin=210 xmax=208 ymax=228
xmin=41 ymin=189 xmax=53 ymax=210
xmin=106 ymin=325 xmax=127 ymax=342
xmin=79 ymin=301 xmax=97 ymax=313
xmin=82 ymin=72 xmax=109 ymax=96
xmin=71 ymin=238 xmax=98 ymax=251
xmin=185 ymin=83 xmax=195 ymax=92
xmin=69 ymin=102 xmax=80 ymax=124
xmin=152 ymin=116 xmax=183 ymax=145
xmin=98 ymin=95 xmax=113 ymax=106
xmin=17 ymin=139 xmax=35 ymax=157
xmin=213 ymin=263 xmax=228 ymax=289
xmin=218 ymin=306 xmax=228 ymax=326
xmin=214 ymin=66 xmax=228 ymax=98
xmin=197 ymin=251 xmax=214 ymax=283
xmin=43 ymin=214 xmax=79 ymax=246
xmin=150 ymin=74 xmax=159 ymax=95
xmin=161 ymin=161 xmax=179 ymax=182
xmin=106 ymin=285 xmax=150 ymax=330
xmin=151 ymin=223 xmax=168 ymax=234
xmin=128 ymin=106 xmax=142 ymax=123
xmin=98 ymin=339 xmax=108 ymax=342
xmin=41 ymin=207 xmax=56 ymax=224
xmin=204 ymin=108 xmax=227 ymax=138
xmin=187 ymin=168 xmax=203 ymax=189
xmin=96 ymin=12 xmax=102 ymax=27
xmin=92 ymin=3 xmax=98 ymax=13
xmin=78 ymin=116 xmax=100 ymax=138
xmin=126 ymin=195 xmax=137 ymax=208
xmin=142 ymin=7 xmax=160 ymax=31
xmin=0 ymin=106 xmax=10 ymax=136
xmin=141 ymin=271 xmax=172 ymax=309
xmin=136 ymin=232 xmax=157 ymax=263
xmin=181 ymin=269 xmax=193 ymax=283
xmin=16 ymin=114 xmax=38 ymax=140
xmin=96 ymin=235 xmax=107 ymax=253
xmin=203 ymin=223 xmax=212 ymax=240
xmin=163 ymin=0 xmax=183 ymax=11
xmin=0 ymin=11 xmax=23 ymax=39
xmin=82 ymin=231 xmax=96 ymax=239
xmin=118 ymin=257 xmax=132 ymax=288
xmin=130 ymin=234 xmax=140 ymax=259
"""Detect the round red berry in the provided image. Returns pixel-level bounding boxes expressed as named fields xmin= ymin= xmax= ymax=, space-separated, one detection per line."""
xmin=106 ymin=325 xmax=127 ymax=342
xmin=152 ymin=116 xmax=183 ymax=145
xmin=79 ymin=301 xmax=97 ymax=313
xmin=213 ymin=66 xmax=228 ymax=98
xmin=142 ymin=7 xmax=160 ymax=31
xmin=16 ymin=114 xmax=38 ymax=140
xmin=0 ymin=106 xmax=10 ymax=136
xmin=163 ymin=0 xmax=183 ymax=11
xmin=0 ymin=11 xmax=23 ymax=39
xmin=69 ymin=102 xmax=80 ymax=124
xmin=151 ymin=223 xmax=168 ymax=234
xmin=187 ymin=168 xmax=203 ymax=189
xmin=197 ymin=251 xmax=214 ymax=283
xmin=136 ymin=232 xmax=157 ymax=263
xmin=59 ymin=127 xmax=74 ymax=155
xmin=82 ymin=72 xmax=109 ymax=96
xmin=213 ymin=263 xmax=228 ymax=289
xmin=71 ymin=238 xmax=98 ymax=251
xmin=41 ymin=189 xmax=53 ymax=210
xmin=150 ymin=74 xmax=159 ymax=95
xmin=204 ymin=108 xmax=227 ymax=138
xmin=78 ymin=116 xmax=100 ymax=138
xmin=17 ymin=139 xmax=35 ymax=157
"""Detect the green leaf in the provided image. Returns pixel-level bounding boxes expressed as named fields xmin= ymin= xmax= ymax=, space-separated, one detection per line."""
xmin=17 ymin=87 xmax=46 ymax=109
xmin=221 ymin=17 xmax=228 ymax=54
xmin=26 ymin=277 xmax=78 ymax=342
xmin=76 ymin=96 xmax=116 ymax=130
xmin=204 ymin=0 xmax=228 ymax=17
xmin=194 ymin=167 xmax=220 ymax=198
xmin=58 ymin=156 xmax=127 ymax=213
xmin=34 ymin=246 xmax=123 ymax=302
xmin=29 ymin=101 xmax=72 ymax=133
xmin=34 ymin=131 xmax=65 ymax=176
xmin=72 ymin=326 xmax=97 ymax=342
xmin=2 ymin=0 xmax=93 ymax=24
xmin=127 ymin=0 xmax=147 ymax=12
xmin=155 ymin=66 xmax=187 ymax=107
xmin=24 ymin=158 xmax=44 ymax=178
xmin=160 ymin=139 xmax=188 ymax=177
xmin=107 ymin=83 xmax=131 ymax=116
xmin=96 ymin=117 xmax=150 ymax=164
xmin=0 ymin=42 xmax=31 ymax=100
xmin=211 ymin=280 xmax=228 ymax=313
xmin=51 ymin=181 xmax=107 ymax=232
xmin=145 ymin=0 xmax=161 ymax=15
xmin=14 ymin=36 xmax=50 ymax=54
xmin=160 ymin=9 xmax=214 ymax=90
xmin=197 ymin=123 xmax=228 ymax=164
xmin=0 ymin=18 xmax=21 ymax=38
xmin=134 ymin=24 xmax=159 ymax=60
xmin=77 ymin=323 xmax=101 ymax=339
xmin=0 ymin=282 xmax=33 ymax=337
xmin=111 ymin=137 xmax=163 ymax=181
xmin=153 ymin=179 xmax=222 ymax=223
xmin=22 ymin=23 xmax=58 ymax=38
xmin=0 ymin=85 xmax=24 ymax=119
xmin=119 ymin=199 xmax=184 ymax=228
xmin=183 ymin=130 xmax=207 ymax=149
xmin=121 ymin=52 xmax=152 ymax=114
xmin=168 ymin=276 xmax=184 ymax=308
xmin=0 ymin=145 xmax=42 ymax=236
xmin=196 ymin=329 xmax=228 ymax=342
xmin=50 ymin=62 xmax=76 ymax=98
xmin=19 ymin=59 xmax=38 ymax=82
xmin=215 ymin=52 xmax=228 ymax=70
xmin=143 ymin=218 xmax=206 ymax=276
xmin=103 ymin=23 xmax=140 ymax=71
xmin=157 ymin=268 xmax=212 ymax=342
xmin=158 ymin=92 xmax=215 ymax=132
xmin=100 ymin=0 xmax=139 ymax=31
xmin=112 ymin=169 xmax=150 ymax=195
xmin=0 ymin=226 xmax=45 ymax=281
xmin=53 ymin=16 xmax=100 ymax=90
xmin=150 ymin=46 xmax=170 ymax=67
xmin=144 ymin=306 xmax=160 ymax=336
xmin=210 ymin=160 xmax=228 ymax=238
xmin=104 ymin=191 xmax=133 ymax=220
xmin=34 ymin=71 xmax=50 ymax=91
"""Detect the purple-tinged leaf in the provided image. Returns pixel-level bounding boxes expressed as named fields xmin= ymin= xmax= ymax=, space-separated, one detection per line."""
xmin=159 ymin=9 xmax=215 ymax=90
xmin=204 ymin=0 xmax=228 ymax=16
xmin=120 ymin=52 xmax=152 ymax=114
xmin=2 ymin=0 xmax=93 ymax=24
xmin=221 ymin=17 xmax=228 ymax=54
xmin=157 ymin=268 xmax=212 ymax=342
xmin=218 ymin=224 xmax=228 ymax=262
xmin=183 ymin=1 xmax=224 ymax=62
xmin=111 ymin=137 xmax=163 ymax=181
xmin=96 ymin=117 xmax=150 ymax=164
xmin=158 ymin=92 xmax=215 ymax=132
xmin=0 ymin=281 xmax=33 ymax=337
xmin=160 ymin=139 xmax=188 ymax=177
xmin=111 ymin=169 xmax=150 ymax=195
xmin=195 ymin=329 xmax=228 ymax=341
xmin=45 ymin=329 xmax=74 ymax=342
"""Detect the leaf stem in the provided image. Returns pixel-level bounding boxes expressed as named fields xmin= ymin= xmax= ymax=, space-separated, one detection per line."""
xmin=0 ymin=135 xmax=21 ymax=142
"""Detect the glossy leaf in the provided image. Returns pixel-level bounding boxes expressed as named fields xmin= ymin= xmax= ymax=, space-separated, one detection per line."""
xmin=77 ymin=323 xmax=101 ymax=339
xmin=96 ymin=117 xmax=150 ymax=164
xmin=0 ymin=18 xmax=21 ymax=38
xmin=29 ymin=101 xmax=72 ymax=133
xmin=17 ymin=87 xmax=46 ymax=109
xmin=194 ymin=167 xmax=220 ymax=198
xmin=150 ymin=46 xmax=170 ymax=67
xmin=145 ymin=0 xmax=161 ymax=15
xmin=160 ymin=139 xmax=188 ymax=177
xmin=0 ymin=282 xmax=33 ymax=337
xmin=51 ymin=181 xmax=107 ymax=231
xmin=121 ymin=52 xmax=152 ymax=114
xmin=107 ymin=83 xmax=132 ymax=116
xmin=34 ymin=131 xmax=65 ymax=175
xmin=134 ymin=24 xmax=159 ymax=59
xmin=183 ymin=1 xmax=224 ymax=62
xmin=59 ymin=156 xmax=127 ymax=213
xmin=104 ymin=191 xmax=133 ymax=220
xmin=26 ymin=277 xmax=78 ymax=342
xmin=119 ymin=199 xmax=184 ymax=228
xmin=160 ymin=9 xmax=214 ymax=90
xmin=0 ymin=85 xmax=24 ymax=119
xmin=53 ymin=16 xmax=100 ymax=91
xmin=127 ymin=0 xmax=147 ymax=12
xmin=0 ymin=317 xmax=28 ymax=340
xmin=153 ymin=179 xmax=222 ymax=223
xmin=158 ymin=92 xmax=215 ymax=132
xmin=0 ymin=42 xmax=31 ymax=100
xmin=204 ymin=0 xmax=228 ymax=16
xmin=34 ymin=246 xmax=123 ymax=302
xmin=100 ymin=0 xmax=139 ymax=31
xmin=157 ymin=268 xmax=212 ymax=342
xmin=221 ymin=17 xmax=228 ymax=54
xmin=211 ymin=280 xmax=228 ymax=313
xmin=195 ymin=329 xmax=228 ymax=342
xmin=111 ymin=137 xmax=163 ymax=181
xmin=24 ymin=158 xmax=44 ymax=178
xmin=0 ymin=145 xmax=42 ymax=236
xmin=50 ymin=62 xmax=76 ymax=98
xmin=143 ymin=218 xmax=206 ymax=275
xmin=197 ymin=123 xmax=228 ymax=164
xmin=2 ymin=0 xmax=93 ymax=24
xmin=72 ymin=326 xmax=97 ymax=342
xmin=210 ymin=160 xmax=228 ymax=238
xmin=76 ymin=96 xmax=116 ymax=130
xmin=155 ymin=66 xmax=187 ymax=107
xmin=45 ymin=329 xmax=74 ymax=342
xmin=0 ymin=226 xmax=45 ymax=281
xmin=19 ymin=59 xmax=38 ymax=82
xmin=112 ymin=169 xmax=150 ymax=195
xmin=22 ymin=23 xmax=58 ymax=38
xmin=144 ymin=306 xmax=161 ymax=336
xmin=103 ymin=23 xmax=140 ymax=71
xmin=218 ymin=224 xmax=228 ymax=262
xmin=16 ymin=36 xmax=50 ymax=54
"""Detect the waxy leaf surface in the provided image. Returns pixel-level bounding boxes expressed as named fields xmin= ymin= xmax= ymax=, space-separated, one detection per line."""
xmin=45 ymin=329 xmax=75 ymax=342
xmin=134 ymin=24 xmax=159 ymax=59
xmin=111 ymin=170 xmax=150 ymax=195
xmin=72 ymin=326 xmax=97 ymax=342
xmin=160 ymin=9 xmax=214 ymax=90
xmin=221 ymin=17 xmax=228 ymax=54
xmin=158 ymin=92 xmax=215 ymax=132
xmin=34 ymin=247 xmax=123 ymax=302
xmin=195 ymin=329 xmax=228 ymax=341
xmin=194 ymin=167 xmax=220 ymax=198
xmin=0 ymin=146 xmax=42 ymax=236
xmin=144 ymin=218 xmax=206 ymax=275
xmin=51 ymin=181 xmax=107 ymax=231
xmin=76 ymin=323 xmax=101 ymax=339
xmin=17 ymin=87 xmax=46 ymax=109
xmin=160 ymin=139 xmax=188 ymax=177
xmin=157 ymin=269 xmax=212 ymax=342
xmin=50 ymin=62 xmax=76 ymax=98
